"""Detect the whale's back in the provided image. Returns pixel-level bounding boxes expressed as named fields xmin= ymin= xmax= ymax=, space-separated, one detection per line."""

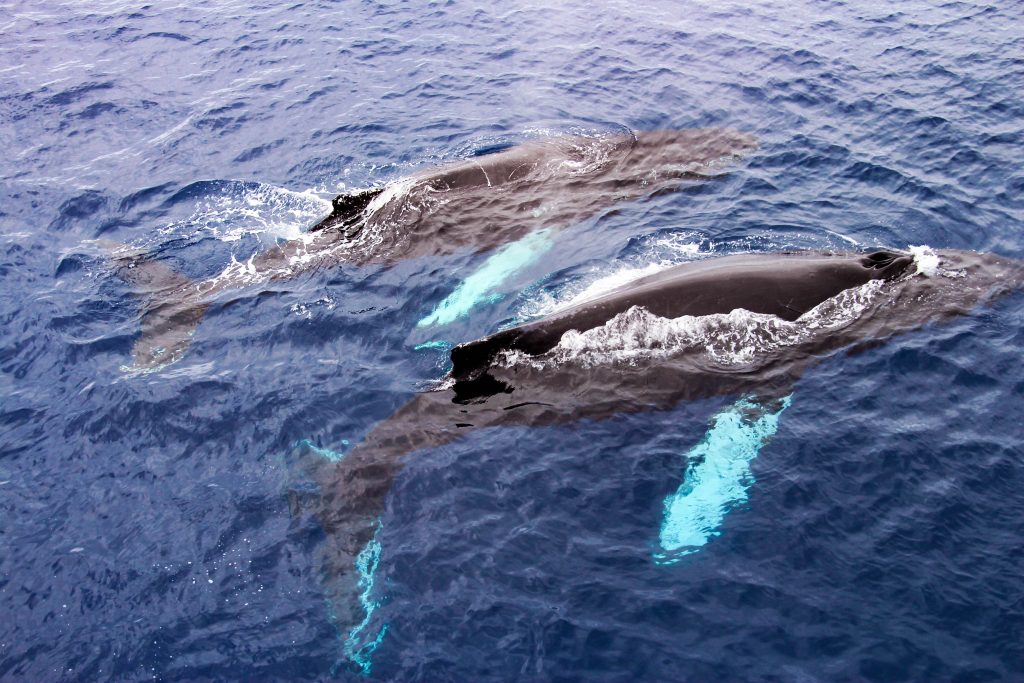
xmin=451 ymin=250 xmax=918 ymax=381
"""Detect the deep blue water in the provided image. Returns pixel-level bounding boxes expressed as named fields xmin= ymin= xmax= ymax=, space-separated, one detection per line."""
xmin=2 ymin=1 xmax=1024 ymax=680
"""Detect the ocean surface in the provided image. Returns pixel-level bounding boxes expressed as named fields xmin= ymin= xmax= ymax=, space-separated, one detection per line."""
xmin=2 ymin=1 xmax=1023 ymax=680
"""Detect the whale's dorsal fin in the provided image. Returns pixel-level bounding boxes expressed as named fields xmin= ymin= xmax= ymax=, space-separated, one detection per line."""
xmin=309 ymin=187 xmax=384 ymax=235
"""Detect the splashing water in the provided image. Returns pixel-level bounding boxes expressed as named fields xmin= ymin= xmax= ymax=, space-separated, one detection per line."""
xmin=499 ymin=278 xmax=888 ymax=371
xmin=909 ymin=244 xmax=940 ymax=277
xmin=160 ymin=182 xmax=332 ymax=244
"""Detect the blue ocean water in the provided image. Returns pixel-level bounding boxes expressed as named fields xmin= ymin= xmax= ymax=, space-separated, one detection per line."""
xmin=2 ymin=0 xmax=1023 ymax=680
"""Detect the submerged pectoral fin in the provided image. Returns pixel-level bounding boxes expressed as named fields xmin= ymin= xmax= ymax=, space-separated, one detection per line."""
xmin=316 ymin=509 xmax=389 ymax=676
xmin=288 ymin=390 xmax=476 ymax=668
xmin=416 ymin=227 xmax=555 ymax=328
xmin=654 ymin=393 xmax=792 ymax=564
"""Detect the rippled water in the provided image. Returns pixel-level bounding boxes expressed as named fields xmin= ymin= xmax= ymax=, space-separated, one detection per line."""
xmin=2 ymin=1 xmax=1023 ymax=680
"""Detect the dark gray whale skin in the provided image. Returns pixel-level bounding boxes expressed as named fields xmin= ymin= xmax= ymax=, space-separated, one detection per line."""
xmin=309 ymin=248 xmax=1023 ymax=630
xmin=306 ymin=129 xmax=755 ymax=247
xmin=450 ymin=250 xmax=915 ymax=381
xmin=118 ymin=128 xmax=757 ymax=370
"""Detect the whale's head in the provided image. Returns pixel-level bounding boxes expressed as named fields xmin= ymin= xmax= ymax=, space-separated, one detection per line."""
xmin=905 ymin=249 xmax=1024 ymax=308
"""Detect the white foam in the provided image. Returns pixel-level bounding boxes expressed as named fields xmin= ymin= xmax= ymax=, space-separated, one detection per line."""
xmin=909 ymin=244 xmax=940 ymax=277
xmin=648 ymin=234 xmax=704 ymax=257
xmin=162 ymin=183 xmax=331 ymax=244
xmin=823 ymin=228 xmax=860 ymax=246
xmin=500 ymin=279 xmax=887 ymax=370
xmin=291 ymin=296 xmax=336 ymax=319
xmin=560 ymin=263 xmax=673 ymax=308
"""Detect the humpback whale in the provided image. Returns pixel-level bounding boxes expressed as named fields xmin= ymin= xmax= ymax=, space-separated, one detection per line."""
xmin=116 ymin=129 xmax=757 ymax=370
xmin=304 ymin=248 xmax=1023 ymax=634
xmin=449 ymin=250 xmax=916 ymax=382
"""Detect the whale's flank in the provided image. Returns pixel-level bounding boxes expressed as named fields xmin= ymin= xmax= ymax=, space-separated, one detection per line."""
xmin=117 ymin=129 xmax=758 ymax=370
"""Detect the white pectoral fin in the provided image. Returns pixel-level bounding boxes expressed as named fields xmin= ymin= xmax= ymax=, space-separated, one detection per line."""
xmin=655 ymin=394 xmax=792 ymax=564
xmin=417 ymin=227 xmax=555 ymax=328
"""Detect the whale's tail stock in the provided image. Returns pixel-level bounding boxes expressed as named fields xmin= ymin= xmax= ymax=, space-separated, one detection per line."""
xmin=289 ymin=375 xmax=532 ymax=669
xmin=288 ymin=435 xmax=412 ymax=673
xmin=100 ymin=242 xmax=209 ymax=372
